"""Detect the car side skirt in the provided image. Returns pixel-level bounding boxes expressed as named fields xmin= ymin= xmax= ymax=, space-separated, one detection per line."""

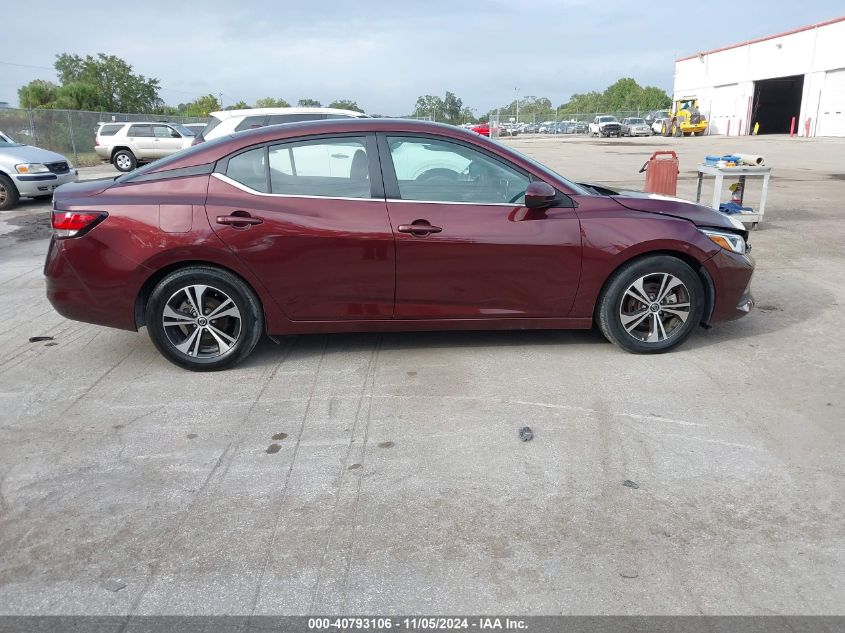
xmin=269 ymin=317 xmax=593 ymax=335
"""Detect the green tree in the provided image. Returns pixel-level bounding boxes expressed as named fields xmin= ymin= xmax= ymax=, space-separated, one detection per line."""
xmin=557 ymin=78 xmax=671 ymax=115
xmin=53 ymin=53 xmax=161 ymax=111
xmin=254 ymin=97 xmax=291 ymax=108
xmin=225 ymin=100 xmax=250 ymax=110
xmin=441 ymin=92 xmax=463 ymax=124
xmin=328 ymin=99 xmax=364 ymax=113
xmin=414 ymin=94 xmax=444 ymax=121
xmin=17 ymin=79 xmax=60 ymax=109
xmin=179 ymin=94 xmax=221 ymax=117
xmin=297 ymin=98 xmax=322 ymax=107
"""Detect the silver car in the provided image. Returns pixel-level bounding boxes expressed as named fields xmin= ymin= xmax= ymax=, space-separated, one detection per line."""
xmin=0 ymin=131 xmax=78 ymax=210
xmin=620 ymin=117 xmax=652 ymax=137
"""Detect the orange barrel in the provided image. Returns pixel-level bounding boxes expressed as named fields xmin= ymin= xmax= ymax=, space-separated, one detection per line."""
xmin=641 ymin=151 xmax=679 ymax=196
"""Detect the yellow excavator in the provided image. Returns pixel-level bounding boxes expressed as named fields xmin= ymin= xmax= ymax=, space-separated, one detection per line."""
xmin=662 ymin=98 xmax=708 ymax=137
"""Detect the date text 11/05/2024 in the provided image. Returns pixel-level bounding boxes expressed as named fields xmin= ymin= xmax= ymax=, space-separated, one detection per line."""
xmin=307 ymin=617 xmax=527 ymax=630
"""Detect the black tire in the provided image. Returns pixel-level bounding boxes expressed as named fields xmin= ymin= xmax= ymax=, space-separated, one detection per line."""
xmin=0 ymin=173 xmax=20 ymax=211
xmin=596 ymin=255 xmax=704 ymax=354
xmin=112 ymin=149 xmax=137 ymax=172
xmin=145 ymin=266 xmax=264 ymax=371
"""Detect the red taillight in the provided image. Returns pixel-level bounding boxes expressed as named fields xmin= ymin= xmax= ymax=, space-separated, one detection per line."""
xmin=51 ymin=211 xmax=107 ymax=238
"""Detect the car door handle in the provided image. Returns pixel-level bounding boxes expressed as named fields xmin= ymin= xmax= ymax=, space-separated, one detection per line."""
xmin=397 ymin=221 xmax=442 ymax=236
xmin=216 ymin=213 xmax=263 ymax=227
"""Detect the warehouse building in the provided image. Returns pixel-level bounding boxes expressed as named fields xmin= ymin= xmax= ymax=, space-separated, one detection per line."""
xmin=673 ymin=16 xmax=845 ymax=137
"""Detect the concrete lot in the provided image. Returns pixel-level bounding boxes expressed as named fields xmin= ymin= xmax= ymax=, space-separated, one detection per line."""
xmin=0 ymin=134 xmax=843 ymax=616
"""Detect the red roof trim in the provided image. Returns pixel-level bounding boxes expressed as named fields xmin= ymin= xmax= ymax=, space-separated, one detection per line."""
xmin=676 ymin=15 xmax=845 ymax=62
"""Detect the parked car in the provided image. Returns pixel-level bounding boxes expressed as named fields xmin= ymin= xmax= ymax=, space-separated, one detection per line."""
xmin=538 ymin=121 xmax=554 ymax=133
xmin=572 ymin=121 xmax=589 ymax=134
xmin=620 ymin=117 xmax=652 ymax=137
xmin=589 ymin=116 xmax=622 ymax=137
xmin=0 ymin=131 xmax=78 ymax=210
xmin=645 ymin=110 xmax=672 ymax=135
xmin=45 ymin=119 xmax=754 ymax=370
xmin=470 ymin=123 xmax=502 ymax=137
xmin=95 ymin=122 xmax=196 ymax=172
xmin=183 ymin=123 xmax=208 ymax=136
xmin=194 ymin=107 xmax=368 ymax=143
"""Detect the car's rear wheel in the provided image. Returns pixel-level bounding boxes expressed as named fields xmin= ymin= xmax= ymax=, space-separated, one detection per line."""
xmin=145 ymin=266 xmax=264 ymax=371
xmin=113 ymin=149 xmax=137 ymax=172
xmin=0 ymin=174 xmax=20 ymax=211
xmin=596 ymin=255 xmax=704 ymax=354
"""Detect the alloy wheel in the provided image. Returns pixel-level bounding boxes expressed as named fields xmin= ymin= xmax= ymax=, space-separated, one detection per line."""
xmin=618 ymin=273 xmax=691 ymax=344
xmin=116 ymin=154 xmax=132 ymax=170
xmin=162 ymin=284 xmax=242 ymax=358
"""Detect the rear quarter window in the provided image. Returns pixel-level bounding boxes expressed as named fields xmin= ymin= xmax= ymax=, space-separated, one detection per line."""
xmin=98 ymin=124 xmax=124 ymax=136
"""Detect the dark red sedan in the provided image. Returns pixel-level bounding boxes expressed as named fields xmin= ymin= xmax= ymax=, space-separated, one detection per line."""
xmin=45 ymin=119 xmax=754 ymax=370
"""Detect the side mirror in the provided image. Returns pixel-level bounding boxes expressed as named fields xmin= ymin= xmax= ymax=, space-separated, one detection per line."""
xmin=525 ymin=181 xmax=557 ymax=209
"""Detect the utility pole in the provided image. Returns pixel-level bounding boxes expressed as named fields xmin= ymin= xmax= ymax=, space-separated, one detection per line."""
xmin=514 ymin=87 xmax=520 ymax=124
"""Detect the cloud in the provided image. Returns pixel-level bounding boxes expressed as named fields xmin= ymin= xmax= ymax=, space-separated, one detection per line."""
xmin=2 ymin=0 xmax=842 ymax=113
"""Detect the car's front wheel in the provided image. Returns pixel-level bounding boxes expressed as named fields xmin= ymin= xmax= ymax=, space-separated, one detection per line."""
xmin=596 ymin=255 xmax=704 ymax=353
xmin=112 ymin=149 xmax=137 ymax=172
xmin=145 ymin=266 xmax=264 ymax=371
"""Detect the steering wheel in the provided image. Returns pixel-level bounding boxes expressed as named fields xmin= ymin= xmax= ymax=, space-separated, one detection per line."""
xmin=508 ymin=190 xmax=527 ymax=204
xmin=416 ymin=168 xmax=461 ymax=182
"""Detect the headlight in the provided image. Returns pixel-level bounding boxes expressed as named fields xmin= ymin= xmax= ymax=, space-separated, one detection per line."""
xmin=16 ymin=163 xmax=50 ymax=174
xmin=700 ymin=228 xmax=746 ymax=255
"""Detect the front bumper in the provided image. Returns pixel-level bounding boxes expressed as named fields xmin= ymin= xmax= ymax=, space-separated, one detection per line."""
xmin=13 ymin=170 xmax=78 ymax=197
xmin=702 ymin=249 xmax=755 ymax=324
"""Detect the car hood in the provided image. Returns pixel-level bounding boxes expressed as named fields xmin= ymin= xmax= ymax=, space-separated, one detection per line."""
xmin=614 ymin=192 xmax=746 ymax=233
xmin=0 ymin=144 xmax=71 ymax=164
xmin=578 ymin=183 xmax=747 ymax=234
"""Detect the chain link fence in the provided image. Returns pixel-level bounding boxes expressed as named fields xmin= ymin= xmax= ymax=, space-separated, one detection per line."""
xmin=0 ymin=108 xmax=210 ymax=165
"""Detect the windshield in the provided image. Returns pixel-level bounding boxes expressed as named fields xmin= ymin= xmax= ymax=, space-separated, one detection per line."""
xmin=599 ymin=117 xmax=617 ymax=123
xmin=628 ymin=118 xmax=645 ymax=125
xmin=0 ymin=130 xmax=17 ymax=144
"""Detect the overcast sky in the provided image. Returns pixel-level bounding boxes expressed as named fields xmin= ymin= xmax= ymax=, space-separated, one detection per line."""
xmin=2 ymin=1 xmax=842 ymax=114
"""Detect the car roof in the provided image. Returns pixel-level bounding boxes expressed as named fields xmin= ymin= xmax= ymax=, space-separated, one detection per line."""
xmin=142 ymin=118 xmax=518 ymax=173
xmin=97 ymin=121 xmax=183 ymax=127
xmin=209 ymin=107 xmax=368 ymax=120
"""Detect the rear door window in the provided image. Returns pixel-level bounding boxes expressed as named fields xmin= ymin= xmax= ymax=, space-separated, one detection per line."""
xmin=267 ymin=137 xmax=370 ymax=198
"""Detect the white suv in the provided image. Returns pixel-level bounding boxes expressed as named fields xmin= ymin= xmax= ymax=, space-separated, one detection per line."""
xmin=95 ymin=122 xmax=196 ymax=172
xmin=194 ymin=107 xmax=368 ymax=143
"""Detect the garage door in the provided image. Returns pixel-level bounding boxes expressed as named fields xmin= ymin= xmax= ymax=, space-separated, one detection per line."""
xmin=709 ymin=84 xmax=739 ymax=135
xmin=817 ymin=69 xmax=845 ymax=137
